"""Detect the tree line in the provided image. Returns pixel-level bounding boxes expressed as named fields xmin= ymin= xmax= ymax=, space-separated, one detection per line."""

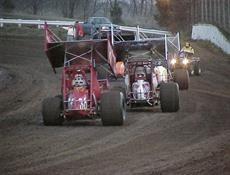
xmin=3 ymin=0 xmax=229 ymax=32
xmin=156 ymin=0 xmax=230 ymax=32
xmin=0 ymin=0 xmax=156 ymax=24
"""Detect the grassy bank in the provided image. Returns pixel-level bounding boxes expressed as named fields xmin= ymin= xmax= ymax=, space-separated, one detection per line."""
xmin=0 ymin=26 xmax=66 ymax=40
xmin=0 ymin=12 xmax=74 ymax=21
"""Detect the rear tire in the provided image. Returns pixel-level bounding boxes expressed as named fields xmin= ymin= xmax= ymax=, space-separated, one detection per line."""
xmin=194 ymin=61 xmax=201 ymax=76
xmin=174 ymin=68 xmax=189 ymax=90
xmin=42 ymin=96 xmax=64 ymax=126
xmin=160 ymin=82 xmax=179 ymax=112
xmin=97 ymin=69 xmax=107 ymax=79
xmin=101 ymin=91 xmax=126 ymax=126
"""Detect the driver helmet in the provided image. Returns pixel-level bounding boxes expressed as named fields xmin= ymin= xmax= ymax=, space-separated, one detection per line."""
xmin=135 ymin=67 xmax=146 ymax=80
xmin=185 ymin=42 xmax=190 ymax=48
xmin=73 ymin=74 xmax=86 ymax=87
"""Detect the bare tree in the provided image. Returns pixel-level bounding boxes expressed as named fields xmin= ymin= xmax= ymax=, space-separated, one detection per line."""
xmin=140 ymin=0 xmax=144 ymax=15
xmin=59 ymin=0 xmax=80 ymax=18
xmin=1 ymin=0 xmax=15 ymax=12
xmin=68 ymin=0 xmax=77 ymax=18
xmin=91 ymin=0 xmax=97 ymax=16
xmin=102 ymin=0 xmax=111 ymax=16
xmin=132 ymin=0 xmax=137 ymax=16
xmin=82 ymin=0 xmax=89 ymax=20
xmin=31 ymin=0 xmax=43 ymax=15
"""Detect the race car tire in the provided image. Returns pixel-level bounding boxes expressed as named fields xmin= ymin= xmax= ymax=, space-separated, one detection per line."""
xmin=111 ymin=86 xmax=127 ymax=101
xmin=42 ymin=96 xmax=64 ymax=126
xmin=188 ymin=65 xmax=195 ymax=76
xmin=174 ymin=68 xmax=189 ymax=90
xmin=194 ymin=61 xmax=201 ymax=76
xmin=130 ymin=103 xmax=136 ymax=108
xmin=101 ymin=91 xmax=126 ymax=126
xmin=160 ymin=82 xmax=179 ymax=112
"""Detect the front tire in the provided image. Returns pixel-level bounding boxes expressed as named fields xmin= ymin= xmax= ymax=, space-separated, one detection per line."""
xmin=160 ymin=82 xmax=179 ymax=112
xmin=101 ymin=91 xmax=126 ymax=126
xmin=188 ymin=65 xmax=195 ymax=76
xmin=194 ymin=61 xmax=201 ymax=76
xmin=42 ymin=96 xmax=64 ymax=126
xmin=174 ymin=68 xmax=189 ymax=90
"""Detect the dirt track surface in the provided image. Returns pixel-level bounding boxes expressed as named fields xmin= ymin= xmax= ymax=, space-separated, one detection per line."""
xmin=0 ymin=36 xmax=230 ymax=175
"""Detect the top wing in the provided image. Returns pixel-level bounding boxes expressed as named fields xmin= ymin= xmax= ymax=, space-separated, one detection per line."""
xmin=44 ymin=23 xmax=117 ymax=75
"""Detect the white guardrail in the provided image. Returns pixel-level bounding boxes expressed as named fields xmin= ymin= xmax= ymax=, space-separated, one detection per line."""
xmin=0 ymin=18 xmax=171 ymax=36
xmin=119 ymin=25 xmax=171 ymax=36
xmin=192 ymin=24 xmax=230 ymax=54
xmin=0 ymin=18 xmax=180 ymax=62
xmin=0 ymin=18 xmax=179 ymax=60
xmin=0 ymin=18 xmax=75 ymax=28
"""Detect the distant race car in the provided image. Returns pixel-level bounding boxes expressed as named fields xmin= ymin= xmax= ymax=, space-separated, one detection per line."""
xmin=123 ymin=48 xmax=180 ymax=112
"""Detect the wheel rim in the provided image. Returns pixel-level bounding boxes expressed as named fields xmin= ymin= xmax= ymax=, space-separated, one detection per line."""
xmin=120 ymin=92 xmax=126 ymax=121
xmin=190 ymin=69 xmax=194 ymax=75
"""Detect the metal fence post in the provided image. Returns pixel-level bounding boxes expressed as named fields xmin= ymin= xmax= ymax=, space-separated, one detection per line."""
xmin=136 ymin=25 xmax=140 ymax=41
xmin=37 ymin=19 xmax=41 ymax=29
xmin=111 ymin=23 xmax=114 ymax=45
xmin=177 ymin=32 xmax=181 ymax=51
xmin=0 ymin=18 xmax=3 ymax=27
xmin=165 ymin=34 xmax=168 ymax=60
xmin=17 ymin=19 xmax=22 ymax=27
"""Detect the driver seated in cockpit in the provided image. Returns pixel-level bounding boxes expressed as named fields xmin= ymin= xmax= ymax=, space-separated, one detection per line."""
xmin=72 ymin=73 xmax=87 ymax=92
xmin=132 ymin=67 xmax=150 ymax=100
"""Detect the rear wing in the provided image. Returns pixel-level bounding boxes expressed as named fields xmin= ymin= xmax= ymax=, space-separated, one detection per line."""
xmin=44 ymin=22 xmax=64 ymax=72
xmin=44 ymin=23 xmax=117 ymax=76
xmin=114 ymin=40 xmax=166 ymax=62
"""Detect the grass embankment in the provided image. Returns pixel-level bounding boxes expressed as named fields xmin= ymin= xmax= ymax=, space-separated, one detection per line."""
xmin=0 ymin=12 xmax=74 ymax=21
xmin=0 ymin=26 xmax=66 ymax=40
xmin=0 ymin=12 xmax=71 ymax=39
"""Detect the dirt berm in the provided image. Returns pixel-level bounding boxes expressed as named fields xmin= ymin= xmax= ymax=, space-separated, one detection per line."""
xmin=0 ymin=35 xmax=230 ymax=175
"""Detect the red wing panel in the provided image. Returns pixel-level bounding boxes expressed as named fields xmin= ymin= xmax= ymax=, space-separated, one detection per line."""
xmin=107 ymin=40 xmax=117 ymax=74
xmin=44 ymin=23 xmax=117 ymax=76
xmin=45 ymin=42 xmax=65 ymax=69
xmin=44 ymin=23 xmax=65 ymax=69
xmin=65 ymin=40 xmax=108 ymax=65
